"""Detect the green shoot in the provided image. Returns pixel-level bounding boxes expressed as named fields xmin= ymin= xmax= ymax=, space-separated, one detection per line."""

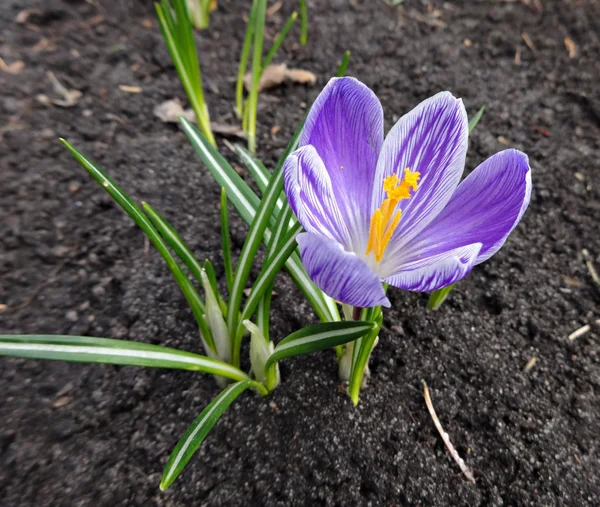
xmin=160 ymin=380 xmax=266 ymax=491
xmin=336 ymin=50 xmax=351 ymax=77
xmin=187 ymin=0 xmax=213 ymax=30
xmin=299 ymin=0 xmax=308 ymax=45
xmin=155 ymin=0 xmax=215 ymax=145
xmin=247 ymin=0 xmax=267 ymax=152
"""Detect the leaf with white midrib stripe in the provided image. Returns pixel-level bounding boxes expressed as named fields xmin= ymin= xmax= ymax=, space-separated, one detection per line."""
xmin=263 ymin=321 xmax=375 ymax=375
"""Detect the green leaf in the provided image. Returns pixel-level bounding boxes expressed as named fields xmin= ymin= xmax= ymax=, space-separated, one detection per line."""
xmin=336 ymin=50 xmax=351 ymax=77
xmin=247 ymin=0 xmax=267 ymax=152
xmin=468 ymin=106 xmax=485 ymax=133
xmin=428 ymin=283 xmax=455 ymax=310
xmin=0 ymin=335 xmax=249 ymax=381
xmin=220 ymin=188 xmax=234 ymax=295
xmin=180 ymin=118 xmax=261 ymax=226
xmin=155 ymin=0 xmax=214 ymax=144
xmin=180 ymin=118 xmax=335 ymax=323
xmin=236 ymin=221 xmax=302 ymax=340
xmin=235 ymin=0 xmax=258 ymax=118
xmin=227 ymin=146 xmax=288 ymax=365
xmin=160 ymin=380 xmax=259 ymax=491
xmin=264 ymin=321 xmax=375 ymax=375
xmin=299 ymin=0 xmax=308 ymax=45
xmin=61 ymin=139 xmax=215 ymax=352
xmin=347 ymin=313 xmax=382 ymax=406
xmin=233 ymin=144 xmax=271 ymax=194
xmin=262 ymin=11 xmax=298 ymax=70
xmin=142 ymin=202 xmax=204 ymax=285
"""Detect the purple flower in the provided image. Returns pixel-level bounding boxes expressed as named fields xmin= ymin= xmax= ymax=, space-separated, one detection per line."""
xmin=283 ymin=77 xmax=532 ymax=308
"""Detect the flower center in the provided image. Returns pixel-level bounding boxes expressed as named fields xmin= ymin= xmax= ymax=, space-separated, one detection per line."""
xmin=365 ymin=168 xmax=420 ymax=263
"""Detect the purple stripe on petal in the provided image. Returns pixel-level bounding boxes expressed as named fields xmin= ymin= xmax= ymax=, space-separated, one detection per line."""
xmin=398 ymin=149 xmax=532 ymax=266
xmin=297 ymin=232 xmax=390 ymax=308
xmin=283 ymin=145 xmax=352 ymax=247
xmin=374 ymin=92 xmax=469 ymax=256
xmin=300 ymin=77 xmax=384 ymax=246
xmin=383 ymin=243 xmax=482 ymax=292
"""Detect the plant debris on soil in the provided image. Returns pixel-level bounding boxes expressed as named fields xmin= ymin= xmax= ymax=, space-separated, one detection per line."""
xmin=1 ymin=0 xmax=599 ymax=506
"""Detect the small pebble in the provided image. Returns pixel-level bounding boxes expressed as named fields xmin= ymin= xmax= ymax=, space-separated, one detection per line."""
xmin=65 ymin=310 xmax=78 ymax=322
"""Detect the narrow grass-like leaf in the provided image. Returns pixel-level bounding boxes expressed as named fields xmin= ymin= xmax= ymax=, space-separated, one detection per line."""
xmin=203 ymin=259 xmax=228 ymax=314
xmin=254 ymin=204 xmax=294 ymax=342
xmin=348 ymin=312 xmax=382 ymax=406
xmin=427 ymin=283 xmax=455 ymax=310
xmin=160 ymin=380 xmax=262 ymax=490
xmin=0 ymin=335 xmax=248 ymax=381
xmin=233 ymin=143 xmax=271 ymax=194
xmin=236 ymin=222 xmax=302 ymax=341
xmin=180 ymin=118 xmax=260 ymax=225
xmin=227 ymin=152 xmax=286 ymax=365
xmin=142 ymin=202 xmax=204 ymax=285
xmin=299 ymin=0 xmax=308 ymax=45
xmin=220 ymin=188 xmax=234 ymax=294
xmin=227 ymin=117 xmax=305 ymax=352
xmin=235 ymin=0 xmax=258 ymax=118
xmin=336 ymin=50 xmax=351 ymax=77
xmin=262 ymin=11 xmax=298 ymax=70
xmin=247 ymin=0 xmax=267 ymax=152
xmin=155 ymin=0 xmax=214 ymax=144
xmin=180 ymin=119 xmax=335 ymax=323
xmin=256 ymin=291 xmax=272 ymax=341
xmin=468 ymin=106 xmax=485 ymax=133
xmin=264 ymin=321 xmax=375 ymax=375
xmin=61 ymin=139 xmax=215 ymax=352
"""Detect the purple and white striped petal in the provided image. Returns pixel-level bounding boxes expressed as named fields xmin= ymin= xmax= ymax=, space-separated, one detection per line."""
xmin=374 ymin=92 xmax=469 ymax=256
xmin=300 ymin=77 xmax=384 ymax=246
xmin=297 ymin=232 xmax=390 ymax=308
xmin=397 ymin=149 xmax=532 ymax=267
xmin=283 ymin=145 xmax=351 ymax=247
xmin=383 ymin=243 xmax=482 ymax=292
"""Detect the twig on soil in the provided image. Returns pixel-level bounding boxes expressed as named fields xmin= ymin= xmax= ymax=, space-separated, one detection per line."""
xmin=568 ymin=324 xmax=590 ymax=342
xmin=582 ymin=249 xmax=600 ymax=286
xmin=521 ymin=32 xmax=536 ymax=52
xmin=422 ymin=380 xmax=476 ymax=484
xmin=524 ymin=356 xmax=537 ymax=372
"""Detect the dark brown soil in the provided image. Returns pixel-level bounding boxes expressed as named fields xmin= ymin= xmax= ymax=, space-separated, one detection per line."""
xmin=1 ymin=0 xmax=599 ymax=505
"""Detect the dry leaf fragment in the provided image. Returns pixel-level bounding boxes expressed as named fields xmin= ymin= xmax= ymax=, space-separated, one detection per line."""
xmin=267 ymin=0 xmax=283 ymax=16
xmin=154 ymin=99 xmax=245 ymax=138
xmin=0 ymin=58 xmax=25 ymax=74
xmin=52 ymin=396 xmax=73 ymax=408
xmin=119 ymin=85 xmax=142 ymax=93
xmin=285 ymin=68 xmax=317 ymax=85
xmin=568 ymin=324 xmax=590 ymax=342
xmin=564 ymin=37 xmax=577 ymax=59
xmin=153 ymin=98 xmax=196 ymax=123
xmin=32 ymin=38 xmax=57 ymax=54
xmin=244 ymin=63 xmax=287 ymax=91
xmin=16 ymin=9 xmax=40 ymax=24
xmin=47 ymin=71 xmax=82 ymax=107
xmin=243 ymin=63 xmax=317 ymax=92
xmin=521 ymin=32 xmax=536 ymax=51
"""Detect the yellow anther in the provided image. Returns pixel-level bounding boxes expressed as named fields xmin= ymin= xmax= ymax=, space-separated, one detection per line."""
xmin=403 ymin=167 xmax=420 ymax=190
xmin=365 ymin=168 xmax=420 ymax=263
xmin=383 ymin=174 xmax=400 ymax=192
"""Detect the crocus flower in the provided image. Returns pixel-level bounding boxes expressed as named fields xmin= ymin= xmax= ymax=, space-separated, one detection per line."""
xmin=283 ymin=77 xmax=531 ymax=308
